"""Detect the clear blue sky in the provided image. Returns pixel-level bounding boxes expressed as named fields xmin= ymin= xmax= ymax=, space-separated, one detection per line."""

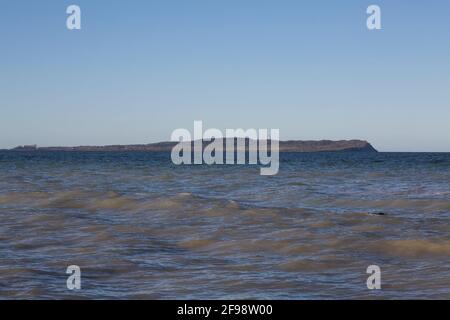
xmin=1 ymin=0 xmax=449 ymax=151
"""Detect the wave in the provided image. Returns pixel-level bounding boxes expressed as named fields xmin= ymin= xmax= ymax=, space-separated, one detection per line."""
xmin=371 ymin=239 xmax=450 ymax=258
xmin=331 ymin=198 xmax=450 ymax=211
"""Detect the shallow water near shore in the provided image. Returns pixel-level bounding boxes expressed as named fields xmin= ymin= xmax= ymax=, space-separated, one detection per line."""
xmin=0 ymin=151 xmax=449 ymax=299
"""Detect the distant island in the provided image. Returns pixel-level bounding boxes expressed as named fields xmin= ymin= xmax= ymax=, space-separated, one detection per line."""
xmin=9 ymin=140 xmax=377 ymax=153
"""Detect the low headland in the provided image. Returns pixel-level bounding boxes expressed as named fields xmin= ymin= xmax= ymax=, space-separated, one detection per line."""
xmin=8 ymin=140 xmax=377 ymax=153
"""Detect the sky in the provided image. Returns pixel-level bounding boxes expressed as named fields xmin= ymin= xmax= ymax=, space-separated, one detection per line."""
xmin=1 ymin=0 xmax=449 ymax=152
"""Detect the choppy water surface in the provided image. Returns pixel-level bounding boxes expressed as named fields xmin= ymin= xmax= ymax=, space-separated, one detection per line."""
xmin=0 ymin=151 xmax=449 ymax=299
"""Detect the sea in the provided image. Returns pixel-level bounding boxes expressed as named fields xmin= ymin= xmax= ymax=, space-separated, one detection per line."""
xmin=0 ymin=151 xmax=449 ymax=299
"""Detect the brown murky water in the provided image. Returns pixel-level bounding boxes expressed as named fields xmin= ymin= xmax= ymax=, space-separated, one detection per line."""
xmin=0 ymin=151 xmax=449 ymax=299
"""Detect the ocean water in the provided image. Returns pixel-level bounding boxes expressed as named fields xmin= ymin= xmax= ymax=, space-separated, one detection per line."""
xmin=0 ymin=151 xmax=449 ymax=299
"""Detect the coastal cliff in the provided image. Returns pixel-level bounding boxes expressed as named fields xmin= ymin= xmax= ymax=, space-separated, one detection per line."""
xmin=278 ymin=140 xmax=377 ymax=152
xmin=10 ymin=140 xmax=378 ymax=153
